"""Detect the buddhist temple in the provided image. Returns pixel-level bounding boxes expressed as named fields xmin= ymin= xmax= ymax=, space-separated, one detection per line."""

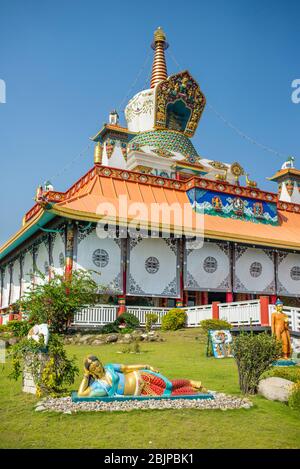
xmin=1 ymin=27 xmax=300 ymax=317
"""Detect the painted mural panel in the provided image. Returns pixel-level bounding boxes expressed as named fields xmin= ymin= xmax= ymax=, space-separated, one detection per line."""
xmin=187 ymin=188 xmax=278 ymax=226
xmin=1 ymin=265 xmax=11 ymax=308
xmin=22 ymin=250 xmax=34 ymax=294
xmin=11 ymin=259 xmax=21 ymax=303
xmin=184 ymin=241 xmax=231 ymax=291
xmin=233 ymin=246 xmax=276 ymax=294
xmin=127 ymin=238 xmax=180 ymax=297
xmin=35 ymin=238 xmax=50 ymax=284
xmin=76 ymin=227 xmax=123 ymax=294
xmin=51 ymin=231 xmax=65 ymax=275
xmin=277 ymin=251 xmax=300 ymax=297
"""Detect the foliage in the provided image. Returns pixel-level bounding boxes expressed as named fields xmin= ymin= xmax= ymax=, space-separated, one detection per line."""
xmin=261 ymin=366 xmax=300 ymax=383
xmin=232 ymin=332 xmax=282 ymax=394
xmin=18 ymin=270 xmax=99 ymax=333
xmin=8 ymin=334 xmax=78 ymax=396
xmin=288 ymin=381 xmax=300 ymax=410
xmin=101 ymin=313 xmax=140 ymax=334
xmin=161 ymin=308 xmax=186 ymax=331
xmin=6 ymin=320 xmax=31 ymax=338
xmin=200 ymin=319 xmax=232 ymax=334
xmin=0 ymin=324 xmax=8 ymax=334
xmin=145 ymin=313 xmax=158 ymax=332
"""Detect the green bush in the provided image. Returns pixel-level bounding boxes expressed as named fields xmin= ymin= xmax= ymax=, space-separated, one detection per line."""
xmin=161 ymin=309 xmax=186 ymax=331
xmin=145 ymin=313 xmax=158 ymax=332
xmin=0 ymin=324 xmax=8 ymax=334
xmin=288 ymin=381 xmax=300 ymax=410
xmin=261 ymin=366 xmax=300 ymax=383
xmin=114 ymin=312 xmax=140 ymax=331
xmin=199 ymin=319 xmax=232 ymax=334
xmin=6 ymin=320 xmax=31 ymax=338
xmin=9 ymin=333 xmax=78 ymax=397
xmin=100 ymin=312 xmax=140 ymax=334
xmin=232 ymin=332 xmax=282 ymax=394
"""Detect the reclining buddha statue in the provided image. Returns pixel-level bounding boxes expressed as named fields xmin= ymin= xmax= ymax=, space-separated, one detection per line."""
xmin=78 ymin=355 xmax=207 ymax=398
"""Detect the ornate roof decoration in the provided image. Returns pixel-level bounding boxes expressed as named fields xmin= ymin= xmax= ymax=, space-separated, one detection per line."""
xmin=150 ymin=27 xmax=169 ymax=89
xmin=154 ymin=70 xmax=206 ymax=137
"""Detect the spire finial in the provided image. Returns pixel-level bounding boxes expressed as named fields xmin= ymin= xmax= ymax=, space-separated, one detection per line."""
xmin=150 ymin=27 xmax=169 ymax=89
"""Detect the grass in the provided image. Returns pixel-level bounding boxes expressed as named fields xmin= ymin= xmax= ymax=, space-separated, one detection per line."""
xmin=0 ymin=328 xmax=299 ymax=449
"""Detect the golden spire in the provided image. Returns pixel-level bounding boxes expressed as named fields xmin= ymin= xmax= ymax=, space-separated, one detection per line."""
xmin=150 ymin=27 xmax=169 ymax=89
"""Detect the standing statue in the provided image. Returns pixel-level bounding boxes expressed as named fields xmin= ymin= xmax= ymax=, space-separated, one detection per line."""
xmin=271 ymin=299 xmax=292 ymax=359
xmin=78 ymin=355 xmax=207 ymax=398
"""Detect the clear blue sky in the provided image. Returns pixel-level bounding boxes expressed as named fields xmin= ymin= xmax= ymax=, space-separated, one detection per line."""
xmin=1 ymin=0 xmax=299 ymax=245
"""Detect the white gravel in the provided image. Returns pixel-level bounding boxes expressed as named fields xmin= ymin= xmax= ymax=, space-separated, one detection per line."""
xmin=34 ymin=393 xmax=252 ymax=413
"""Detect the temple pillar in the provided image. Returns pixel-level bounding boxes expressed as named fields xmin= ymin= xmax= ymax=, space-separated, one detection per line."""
xmin=65 ymin=223 xmax=75 ymax=281
xmin=270 ymin=295 xmax=277 ymax=305
xmin=0 ymin=315 xmax=2 ymax=325
xmin=212 ymin=301 xmax=220 ymax=320
xmin=226 ymin=292 xmax=234 ymax=303
xmin=201 ymin=291 xmax=208 ymax=305
xmin=117 ymin=295 xmax=126 ymax=316
xmin=260 ymin=296 xmax=270 ymax=326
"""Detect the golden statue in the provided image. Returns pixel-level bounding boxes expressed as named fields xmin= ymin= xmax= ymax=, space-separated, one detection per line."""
xmin=78 ymin=355 xmax=206 ymax=398
xmin=271 ymin=299 xmax=292 ymax=359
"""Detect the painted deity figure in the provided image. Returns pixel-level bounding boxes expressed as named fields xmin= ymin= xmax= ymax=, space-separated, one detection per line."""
xmin=78 ymin=355 xmax=206 ymax=398
xmin=271 ymin=299 xmax=292 ymax=359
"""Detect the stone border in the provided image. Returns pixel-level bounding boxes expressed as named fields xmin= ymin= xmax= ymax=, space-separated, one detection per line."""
xmin=34 ymin=392 xmax=252 ymax=414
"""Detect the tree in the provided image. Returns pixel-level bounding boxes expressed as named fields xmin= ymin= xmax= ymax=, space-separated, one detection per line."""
xmin=18 ymin=270 xmax=100 ymax=333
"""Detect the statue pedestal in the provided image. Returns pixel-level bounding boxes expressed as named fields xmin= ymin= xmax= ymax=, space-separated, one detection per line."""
xmin=71 ymin=392 xmax=214 ymax=402
xmin=272 ymin=359 xmax=296 ymax=367
xmin=22 ymin=352 xmax=49 ymax=395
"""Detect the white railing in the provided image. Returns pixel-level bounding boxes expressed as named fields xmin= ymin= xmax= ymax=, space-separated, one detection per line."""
xmin=268 ymin=305 xmax=300 ymax=332
xmin=1 ymin=314 xmax=10 ymax=325
xmin=184 ymin=305 xmax=213 ymax=327
xmin=126 ymin=306 xmax=170 ymax=326
xmin=219 ymin=300 xmax=261 ymax=326
xmin=72 ymin=305 xmax=118 ymax=326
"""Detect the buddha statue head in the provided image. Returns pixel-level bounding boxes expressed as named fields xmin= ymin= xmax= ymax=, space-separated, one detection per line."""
xmin=275 ymin=298 xmax=283 ymax=313
xmin=84 ymin=355 xmax=105 ymax=379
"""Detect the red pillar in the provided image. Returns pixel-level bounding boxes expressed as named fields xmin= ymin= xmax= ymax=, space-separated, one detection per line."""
xmin=212 ymin=301 xmax=220 ymax=320
xmin=260 ymin=296 xmax=270 ymax=326
xmin=65 ymin=223 xmax=74 ymax=281
xmin=0 ymin=315 xmax=2 ymax=325
xmin=201 ymin=291 xmax=208 ymax=305
xmin=270 ymin=295 xmax=277 ymax=305
xmin=226 ymin=292 xmax=234 ymax=303
xmin=118 ymin=249 xmax=127 ymax=316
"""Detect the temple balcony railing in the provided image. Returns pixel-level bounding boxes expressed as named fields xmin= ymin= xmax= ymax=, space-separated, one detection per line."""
xmin=218 ymin=300 xmax=261 ymax=327
xmin=71 ymin=305 xmax=118 ymax=327
xmin=268 ymin=304 xmax=300 ymax=334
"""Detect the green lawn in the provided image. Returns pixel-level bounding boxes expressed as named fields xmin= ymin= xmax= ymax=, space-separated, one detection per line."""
xmin=0 ymin=328 xmax=299 ymax=449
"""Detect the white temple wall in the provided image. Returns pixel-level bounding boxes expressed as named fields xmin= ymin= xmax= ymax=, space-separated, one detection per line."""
xmin=277 ymin=251 xmax=300 ymax=297
xmin=184 ymin=241 xmax=231 ymax=291
xmin=102 ymin=141 xmax=126 ymax=169
xmin=233 ymin=246 xmax=276 ymax=294
xmin=1 ymin=265 xmax=10 ymax=308
xmin=127 ymin=237 xmax=180 ymax=297
xmin=76 ymin=227 xmax=123 ymax=294
xmin=21 ymin=250 xmax=34 ymax=294
xmin=34 ymin=239 xmax=50 ymax=284
xmin=11 ymin=259 xmax=21 ymax=303
xmin=125 ymin=89 xmax=155 ymax=133
xmin=51 ymin=232 xmax=65 ymax=276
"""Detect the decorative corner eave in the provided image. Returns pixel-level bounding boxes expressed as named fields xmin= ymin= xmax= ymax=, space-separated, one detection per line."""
xmin=90 ymin=124 xmax=136 ymax=143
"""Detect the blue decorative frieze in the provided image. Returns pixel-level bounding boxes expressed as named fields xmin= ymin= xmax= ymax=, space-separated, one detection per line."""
xmin=187 ymin=188 xmax=278 ymax=226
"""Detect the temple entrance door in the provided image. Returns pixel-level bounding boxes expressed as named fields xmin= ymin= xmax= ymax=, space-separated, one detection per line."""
xmin=208 ymin=292 xmax=226 ymax=304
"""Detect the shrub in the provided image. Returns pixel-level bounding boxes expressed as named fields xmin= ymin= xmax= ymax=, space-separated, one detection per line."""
xmin=261 ymin=366 xmax=300 ymax=383
xmin=9 ymin=333 xmax=78 ymax=397
xmin=145 ymin=313 xmax=158 ymax=332
xmin=114 ymin=313 xmax=140 ymax=331
xmin=6 ymin=320 xmax=31 ymax=338
xmin=100 ymin=312 xmax=140 ymax=334
xmin=288 ymin=381 xmax=300 ymax=410
xmin=161 ymin=309 xmax=186 ymax=331
xmin=232 ymin=332 xmax=282 ymax=394
xmin=18 ymin=270 xmax=99 ymax=333
xmin=0 ymin=324 xmax=8 ymax=334
xmin=199 ymin=319 xmax=232 ymax=334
